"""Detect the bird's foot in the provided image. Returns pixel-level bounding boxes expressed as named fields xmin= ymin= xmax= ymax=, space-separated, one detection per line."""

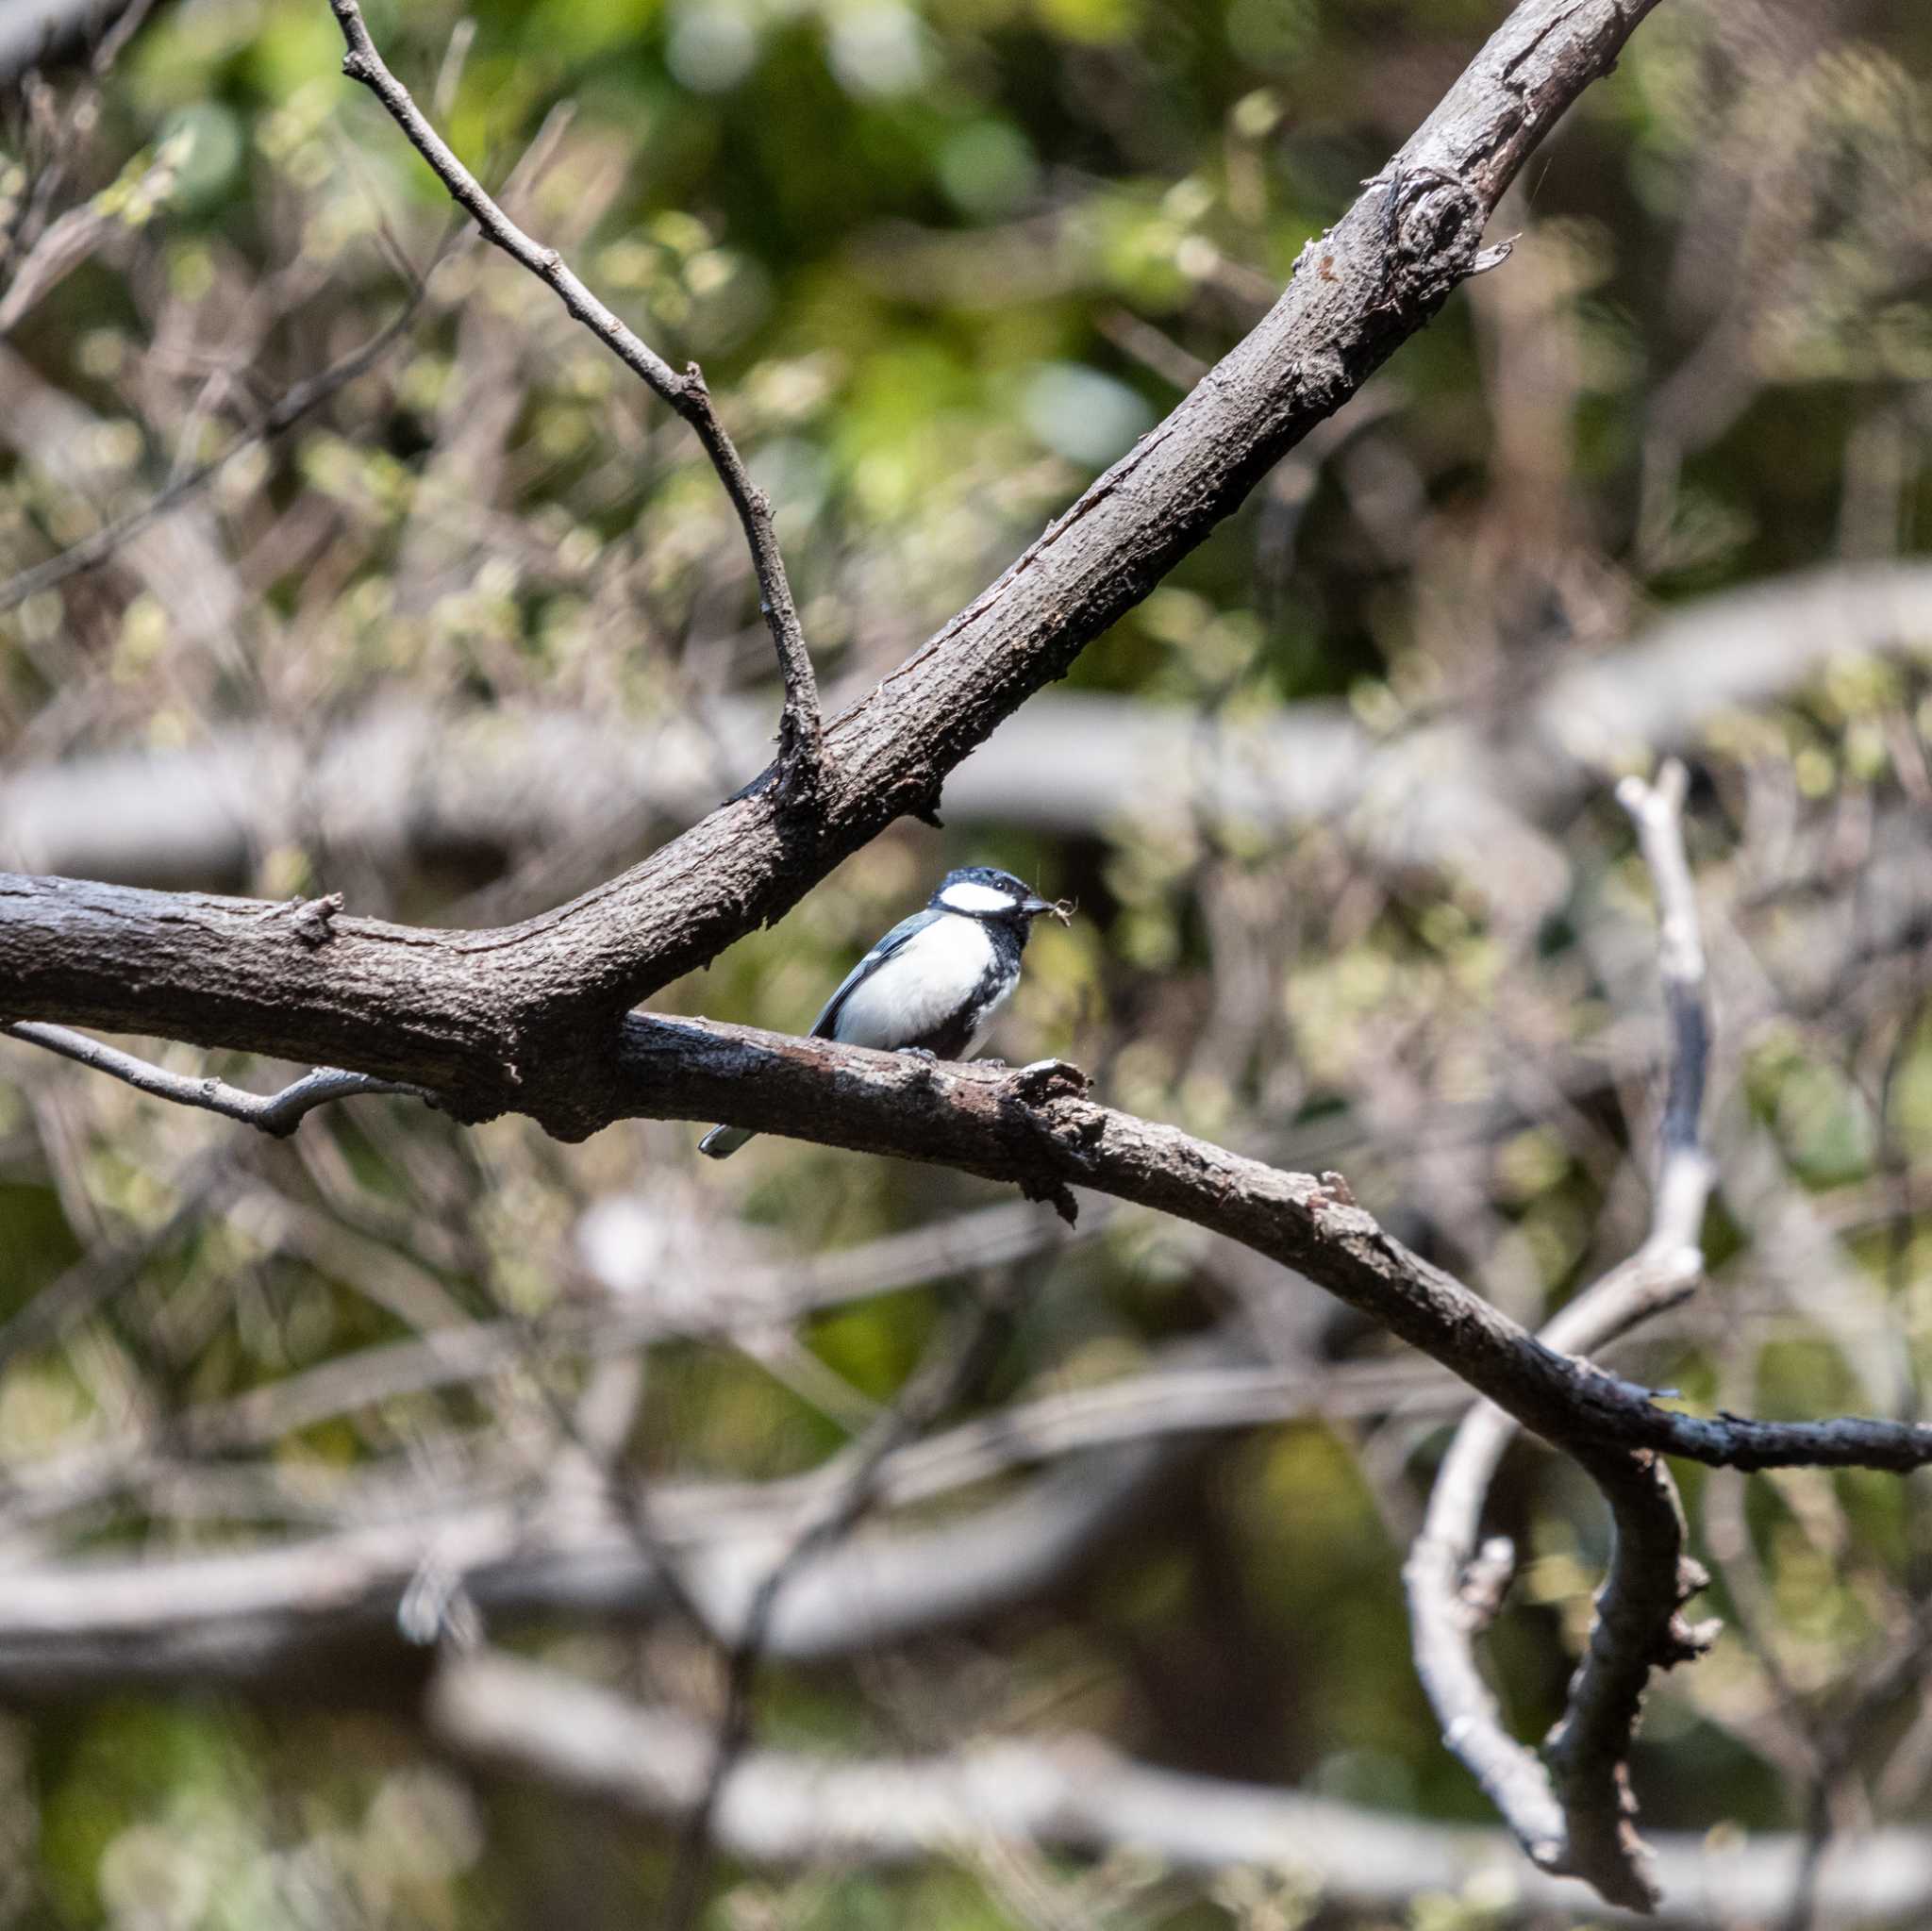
xmin=897 ymin=1045 xmax=940 ymax=1062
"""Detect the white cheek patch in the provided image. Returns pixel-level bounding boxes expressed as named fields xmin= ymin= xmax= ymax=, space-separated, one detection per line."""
xmin=939 ymin=880 xmax=1017 ymax=915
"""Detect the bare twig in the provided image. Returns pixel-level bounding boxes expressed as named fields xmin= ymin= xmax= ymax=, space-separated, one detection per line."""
xmin=1406 ymin=758 xmax=1720 ymax=1908
xmin=0 ymin=136 xmax=179 ymax=335
xmin=323 ymin=0 xmax=824 ymax=802
xmin=0 ymin=287 xmax=428 ymax=614
xmin=2 ymin=1021 xmax=430 ymax=1136
xmin=662 ymin=1285 xmax=1016 ymax=1928
xmin=2 ymin=0 xmax=1676 ymax=1070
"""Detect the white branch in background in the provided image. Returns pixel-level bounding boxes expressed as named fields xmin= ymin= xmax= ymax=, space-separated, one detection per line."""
xmin=8 ymin=561 xmax=1926 ymax=924
xmin=429 ymin=1647 xmax=1932 ymax=1930
xmin=1406 ymin=758 xmax=1720 ymax=1908
xmin=0 ymin=1442 xmax=1180 ymax=1693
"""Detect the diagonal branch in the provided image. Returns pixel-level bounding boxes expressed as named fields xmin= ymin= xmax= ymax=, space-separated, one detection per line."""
xmin=0 ymin=0 xmax=1668 ymax=1104
xmin=1405 ymin=759 xmax=1720 ymax=1908
xmin=323 ymin=0 xmax=824 ymax=802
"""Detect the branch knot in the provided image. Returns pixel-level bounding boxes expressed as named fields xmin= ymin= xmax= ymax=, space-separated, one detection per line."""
xmin=291 ymin=891 xmax=345 ymax=949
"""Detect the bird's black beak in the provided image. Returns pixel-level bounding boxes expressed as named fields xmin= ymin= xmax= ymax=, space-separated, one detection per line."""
xmin=1024 ymin=895 xmax=1073 ymax=925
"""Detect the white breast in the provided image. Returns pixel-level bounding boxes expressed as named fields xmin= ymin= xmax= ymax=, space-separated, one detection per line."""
xmin=832 ymin=916 xmax=997 ymax=1051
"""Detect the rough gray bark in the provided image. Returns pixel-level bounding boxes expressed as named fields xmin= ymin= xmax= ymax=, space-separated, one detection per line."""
xmin=9 ymin=883 xmax=1932 ymax=1484
xmin=2 ymin=0 xmax=1670 ymax=1133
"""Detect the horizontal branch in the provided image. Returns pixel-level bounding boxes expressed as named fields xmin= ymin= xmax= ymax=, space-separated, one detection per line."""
xmin=9 ymin=560 xmax=1929 ymax=915
xmin=429 ymin=1648 xmax=1932 ymax=1927
xmin=602 ymin=1020 xmax=1932 ymax=1477
xmin=0 ymin=1442 xmax=1180 ymax=1696
xmin=7 ymin=910 xmax=1930 ymax=1481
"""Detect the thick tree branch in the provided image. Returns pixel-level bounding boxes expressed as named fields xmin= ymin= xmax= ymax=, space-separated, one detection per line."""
xmin=0 ymin=0 xmax=1667 ymax=1118
xmin=8 ymin=895 xmax=1932 ymax=1481
xmin=323 ymin=0 xmax=824 ymax=800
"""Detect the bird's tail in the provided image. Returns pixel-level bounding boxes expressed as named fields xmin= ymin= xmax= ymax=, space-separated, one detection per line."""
xmin=698 ymin=1124 xmax=755 ymax=1159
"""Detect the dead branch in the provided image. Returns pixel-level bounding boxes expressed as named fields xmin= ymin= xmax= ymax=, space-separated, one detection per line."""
xmin=1406 ymin=760 xmax=1720 ymax=1906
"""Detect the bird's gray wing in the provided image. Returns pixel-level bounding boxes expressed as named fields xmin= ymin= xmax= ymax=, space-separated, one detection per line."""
xmin=809 ymin=907 xmax=942 ymax=1040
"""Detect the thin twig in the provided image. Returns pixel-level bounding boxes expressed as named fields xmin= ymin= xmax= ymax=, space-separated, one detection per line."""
xmin=324 ymin=0 xmax=824 ymax=804
xmin=0 ymin=286 xmax=428 ymax=614
xmin=659 ymin=1284 xmax=1015 ymax=1930
xmin=2 ymin=1021 xmax=430 ymax=1136
xmin=1405 ymin=759 xmax=1720 ymax=1908
xmin=0 ymin=1152 xmax=235 ymax=1377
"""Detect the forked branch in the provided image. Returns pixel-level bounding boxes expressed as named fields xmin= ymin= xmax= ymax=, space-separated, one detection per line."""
xmin=1406 ymin=760 xmax=1720 ymax=1909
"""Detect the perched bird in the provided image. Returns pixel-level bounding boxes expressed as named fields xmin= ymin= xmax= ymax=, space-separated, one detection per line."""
xmin=699 ymin=865 xmax=1068 ymax=1159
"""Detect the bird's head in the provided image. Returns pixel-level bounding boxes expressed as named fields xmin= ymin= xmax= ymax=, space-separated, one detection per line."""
xmin=930 ymin=866 xmax=1070 ymax=930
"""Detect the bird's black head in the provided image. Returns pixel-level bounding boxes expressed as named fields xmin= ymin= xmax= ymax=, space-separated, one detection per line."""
xmin=929 ymin=866 xmax=1066 ymax=934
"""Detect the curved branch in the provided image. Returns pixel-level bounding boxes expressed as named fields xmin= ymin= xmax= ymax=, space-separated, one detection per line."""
xmin=7 ymin=890 xmax=1932 ymax=1481
xmin=323 ymin=0 xmax=823 ymax=798
xmin=1406 ymin=761 xmax=1720 ymax=1907
xmin=1 ymin=1021 xmax=427 ymax=1135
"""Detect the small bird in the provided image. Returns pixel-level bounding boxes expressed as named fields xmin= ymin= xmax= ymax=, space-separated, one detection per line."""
xmin=699 ymin=865 xmax=1068 ymax=1159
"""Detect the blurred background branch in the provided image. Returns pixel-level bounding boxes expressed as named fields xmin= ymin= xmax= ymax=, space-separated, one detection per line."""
xmin=1 ymin=0 xmax=1930 ymax=1925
